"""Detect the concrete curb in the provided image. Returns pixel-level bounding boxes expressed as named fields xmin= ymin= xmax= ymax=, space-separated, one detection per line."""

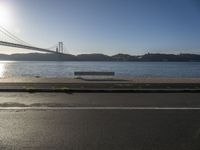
xmin=0 ymin=88 xmax=200 ymax=93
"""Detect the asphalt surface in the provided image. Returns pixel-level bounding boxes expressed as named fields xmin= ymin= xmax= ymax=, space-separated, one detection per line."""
xmin=0 ymin=93 xmax=200 ymax=150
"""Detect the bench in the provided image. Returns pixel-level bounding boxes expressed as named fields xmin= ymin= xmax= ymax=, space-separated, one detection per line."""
xmin=74 ymin=71 xmax=115 ymax=76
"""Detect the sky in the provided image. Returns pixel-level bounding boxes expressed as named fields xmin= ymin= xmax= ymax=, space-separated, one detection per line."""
xmin=0 ymin=0 xmax=200 ymax=55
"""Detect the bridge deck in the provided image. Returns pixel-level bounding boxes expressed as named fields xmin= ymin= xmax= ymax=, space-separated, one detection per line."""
xmin=0 ymin=41 xmax=59 ymax=54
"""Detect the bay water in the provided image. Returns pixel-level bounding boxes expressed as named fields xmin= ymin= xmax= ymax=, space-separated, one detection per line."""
xmin=0 ymin=61 xmax=200 ymax=78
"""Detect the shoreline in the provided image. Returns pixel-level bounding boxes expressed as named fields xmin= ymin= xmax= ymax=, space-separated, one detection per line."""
xmin=1 ymin=77 xmax=200 ymax=83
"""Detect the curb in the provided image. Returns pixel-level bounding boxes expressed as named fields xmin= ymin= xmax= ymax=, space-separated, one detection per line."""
xmin=0 ymin=88 xmax=200 ymax=93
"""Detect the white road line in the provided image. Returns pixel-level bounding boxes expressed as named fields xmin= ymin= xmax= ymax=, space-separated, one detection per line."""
xmin=0 ymin=107 xmax=200 ymax=110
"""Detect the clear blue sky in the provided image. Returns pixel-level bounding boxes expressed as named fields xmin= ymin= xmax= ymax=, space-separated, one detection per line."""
xmin=0 ymin=0 xmax=200 ymax=55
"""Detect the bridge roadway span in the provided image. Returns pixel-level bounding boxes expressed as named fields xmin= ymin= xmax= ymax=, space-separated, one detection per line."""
xmin=0 ymin=40 xmax=59 ymax=54
xmin=0 ymin=92 xmax=200 ymax=150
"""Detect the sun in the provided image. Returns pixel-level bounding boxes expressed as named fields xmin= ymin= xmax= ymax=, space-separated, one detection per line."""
xmin=0 ymin=3 xmax=12 ymax=27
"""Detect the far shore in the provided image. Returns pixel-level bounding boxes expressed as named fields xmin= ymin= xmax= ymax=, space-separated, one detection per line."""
xmin=1 ymin=53 xmax=200 ymax=61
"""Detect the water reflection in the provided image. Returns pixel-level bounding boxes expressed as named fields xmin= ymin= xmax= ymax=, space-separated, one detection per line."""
xmin=0 ymin=61 xmax=200 ymax=78
xmin=0 ymin=62 xmax=6 ymax=78
xmin=0 ymin=61 xmax=17 ymax=78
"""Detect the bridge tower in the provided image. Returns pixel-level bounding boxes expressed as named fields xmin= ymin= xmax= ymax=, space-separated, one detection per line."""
xmin=58 ymin=42 xmax=63 ymax=53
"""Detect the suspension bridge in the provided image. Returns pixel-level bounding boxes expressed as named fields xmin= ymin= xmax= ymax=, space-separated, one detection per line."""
xmin=0 ymin=26 xmax=67 ymax=54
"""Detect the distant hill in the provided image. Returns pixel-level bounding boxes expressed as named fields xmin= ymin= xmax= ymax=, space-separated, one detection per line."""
xmin=77 ymin=54 xmax=112 ymax=61
xmin=0 ymin=53 xmax=200 ymax=61
xmin=112 ymin=53 xmax=138 ymax=61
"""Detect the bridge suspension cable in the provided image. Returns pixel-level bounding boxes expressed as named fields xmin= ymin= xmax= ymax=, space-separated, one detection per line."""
xmin=63 ymin=45 xmax=69 ymax=54
xmin=46 ymin=43 xmax=58 ymax=50
xmin=0 ymin=26 xmax=67 ymax=54
xmin=0 ymin=26 xmax=31 ymax=46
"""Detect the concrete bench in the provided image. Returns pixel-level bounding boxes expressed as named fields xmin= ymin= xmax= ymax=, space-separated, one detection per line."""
xmin=74 ymin=71 xmax=115 ymax=76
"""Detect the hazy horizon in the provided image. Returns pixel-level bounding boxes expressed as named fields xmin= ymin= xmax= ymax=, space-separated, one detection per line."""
xmin=0 ymin=0 xmax=200 ymax=55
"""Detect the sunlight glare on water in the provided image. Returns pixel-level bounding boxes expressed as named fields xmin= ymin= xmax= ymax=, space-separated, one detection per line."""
xmin=0 ymin=62 xmax=6 ymax=78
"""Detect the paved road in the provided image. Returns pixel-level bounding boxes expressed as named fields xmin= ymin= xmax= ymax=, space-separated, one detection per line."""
xmin=0 ymin=93 xmax=200 ymax=150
